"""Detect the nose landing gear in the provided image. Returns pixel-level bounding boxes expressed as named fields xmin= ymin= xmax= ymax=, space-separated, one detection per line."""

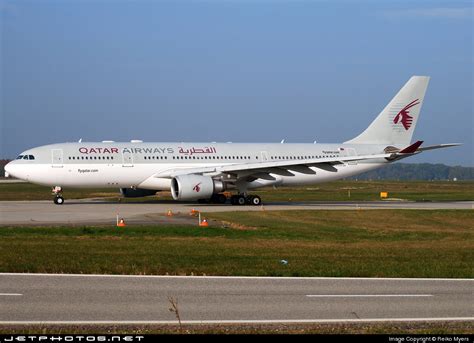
xmin=52 ymin=186 xmax=64 ymax=205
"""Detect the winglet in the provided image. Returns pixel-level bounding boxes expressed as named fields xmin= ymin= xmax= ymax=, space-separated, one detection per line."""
xmin=399 ymin=140 xmax=423 ymax=153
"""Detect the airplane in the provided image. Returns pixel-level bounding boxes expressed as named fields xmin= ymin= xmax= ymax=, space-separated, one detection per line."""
xmin=4 ymin=76 xmax=460 ymax=206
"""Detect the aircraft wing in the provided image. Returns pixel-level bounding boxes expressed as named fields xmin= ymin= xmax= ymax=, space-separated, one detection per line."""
xmin=155 ymin=153 xmax=392 ymax=181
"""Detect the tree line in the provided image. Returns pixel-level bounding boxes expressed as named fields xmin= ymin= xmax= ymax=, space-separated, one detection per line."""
xmin=349 ymin=163 xmax=473 ymax=181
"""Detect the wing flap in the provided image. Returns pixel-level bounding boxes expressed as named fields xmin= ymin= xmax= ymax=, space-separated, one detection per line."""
xmin=287 ymin=165 xmax=317 ymax=174
xmin=312 ymin=163 xmax=338 ymax=173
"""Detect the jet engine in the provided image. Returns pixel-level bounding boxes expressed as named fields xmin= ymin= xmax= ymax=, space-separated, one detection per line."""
xmin=171 ymin=174 xmax=224 ymax=201
xmin=120 ymin=188 xmax=157 ymax=198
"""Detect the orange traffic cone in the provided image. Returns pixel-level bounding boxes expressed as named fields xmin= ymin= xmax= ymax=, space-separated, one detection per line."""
xmin=199 ymin=218 xmax=209 ymax=227
xmin=190 ymin=208 xmax=199 ymax=216
xmin=117 ymin=218 xmax=126 ymax=227
xmin=167 ymin=209 xmax=173 ymax=217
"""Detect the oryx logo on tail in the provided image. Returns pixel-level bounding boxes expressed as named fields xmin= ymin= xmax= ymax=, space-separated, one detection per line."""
xmin=393 ymin=99 xmax=420 ymax=130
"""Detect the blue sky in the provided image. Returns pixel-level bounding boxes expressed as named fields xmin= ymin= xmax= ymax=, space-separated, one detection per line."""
xmin=1 ymin=0 xmax=472 ymax=166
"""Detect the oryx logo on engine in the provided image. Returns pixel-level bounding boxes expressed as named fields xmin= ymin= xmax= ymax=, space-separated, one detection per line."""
xmin=193 ymin=182 xmax=202 ymax=193
xmin=393 ymin=99 xmax=420 ymax=130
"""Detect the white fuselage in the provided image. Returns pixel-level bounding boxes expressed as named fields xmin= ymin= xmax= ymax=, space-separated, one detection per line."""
xmin=5 ymin=142 xmax=388 ymax=192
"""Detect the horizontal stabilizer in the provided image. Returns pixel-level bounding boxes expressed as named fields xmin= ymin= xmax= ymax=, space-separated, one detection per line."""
xmin=386 ymin=141 xmax=461 ymax=162
xmin=399 ymin=140 xmax=423 ymax=154
xmin=417 ymin=143 xmax=462 ymax=152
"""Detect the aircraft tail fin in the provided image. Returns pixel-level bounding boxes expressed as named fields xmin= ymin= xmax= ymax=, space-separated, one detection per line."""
xmin=344 ymin=76 xmax=430 ymax=146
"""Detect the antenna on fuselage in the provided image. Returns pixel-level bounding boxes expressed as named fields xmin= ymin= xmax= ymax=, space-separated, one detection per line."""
xmin=78 ymin=138 xmax=82 ymax=143
xmin=280 ymin=139 xmax=285 ymax=144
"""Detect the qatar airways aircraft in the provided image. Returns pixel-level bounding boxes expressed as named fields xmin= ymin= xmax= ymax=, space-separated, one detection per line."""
xmin=5 ymin=76 xmax=459 ymax=205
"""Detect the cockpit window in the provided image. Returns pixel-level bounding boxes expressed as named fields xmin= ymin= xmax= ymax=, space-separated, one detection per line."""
xmin=17 ymin=155 xmax=35 ymax=160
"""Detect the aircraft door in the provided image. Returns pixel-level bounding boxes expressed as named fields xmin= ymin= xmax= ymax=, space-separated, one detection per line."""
xmin=260 ymin=151 xmax=269 ymax=161
xmin=346 ymin=148 xmax=357 ymax=156
xmin=52 ymin=149 xmax=64 ymax=168
xmin=122 ymin=150 xmax=134 ymax=167
xmin=346 ymin=148 xmax=357 ymax=165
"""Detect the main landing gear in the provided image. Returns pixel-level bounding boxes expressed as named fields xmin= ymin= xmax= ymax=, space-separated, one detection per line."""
xmin=52 ymin=186 xmax=64 ymax=205
xmin=202 ymin=193 xmax=262 ymax=205
xmin=230 ymin=194 xmax=262 ymax=206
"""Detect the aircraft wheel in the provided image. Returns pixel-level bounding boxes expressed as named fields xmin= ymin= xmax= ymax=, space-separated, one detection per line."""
xmin=236 ymin=195 xmax=246 ymax=206
xmin=248 ymin=195 xmax=261 ymax=206
xmin=231 ymin=195 xmax=246 ymax=206
xmin=54 ymin=196 xmax=64 ymax=205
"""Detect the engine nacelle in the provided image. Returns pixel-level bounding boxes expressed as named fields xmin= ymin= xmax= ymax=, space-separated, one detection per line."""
xmin=120 ymin=188 xmax=157 ymax=198
xmin=171 ymin=174 xmax=224 ymax=201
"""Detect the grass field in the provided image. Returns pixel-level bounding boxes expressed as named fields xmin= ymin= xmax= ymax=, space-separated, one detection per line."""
xmin=1 ymin=210 xmax=472 ymax=278
xmin=0 ymin=180 xmax=473 ymax=201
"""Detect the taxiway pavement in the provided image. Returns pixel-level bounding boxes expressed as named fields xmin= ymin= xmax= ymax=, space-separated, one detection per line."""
xmin=0 ymin=200 xmax=472 ymax=226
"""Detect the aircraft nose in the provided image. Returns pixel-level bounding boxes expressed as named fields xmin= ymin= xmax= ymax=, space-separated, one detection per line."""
xmin=4 ymin=161 xmax=12 ymax=177
xmin=4 ymin=161 xmax=19 ymax=179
